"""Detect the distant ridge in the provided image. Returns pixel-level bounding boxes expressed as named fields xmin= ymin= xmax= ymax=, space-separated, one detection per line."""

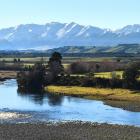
xmin=47 ymin=44 xmax=140 ymax=54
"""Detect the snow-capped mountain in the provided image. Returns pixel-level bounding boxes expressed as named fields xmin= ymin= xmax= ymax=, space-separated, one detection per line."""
xmin=116 ymin=24 xmax=140 ymax=35
xmin=0 ymin=22 xmax=140 ymax=50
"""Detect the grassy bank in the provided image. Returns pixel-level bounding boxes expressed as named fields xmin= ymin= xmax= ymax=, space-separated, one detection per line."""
xmin=46 ymin=86 xmax=140 ymax=102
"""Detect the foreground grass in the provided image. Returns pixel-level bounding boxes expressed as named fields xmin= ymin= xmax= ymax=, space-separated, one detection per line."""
xmin=46 ymin=86 xmax=140 ymax=102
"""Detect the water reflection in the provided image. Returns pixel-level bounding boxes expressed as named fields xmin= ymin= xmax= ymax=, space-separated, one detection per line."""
xmin=17 ymin=92 xmax=45 ymax=105
xmin=18 ymin=90 xmax=63 ymax=106
xmin=47 ymin=93 xmax=64 ymax=106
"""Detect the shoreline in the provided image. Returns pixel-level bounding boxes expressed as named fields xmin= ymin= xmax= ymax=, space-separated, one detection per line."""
xmin=0 ymin=122 xmax=139 ymax=140
xmin=46 ymin=86 xmax=140 ymax=112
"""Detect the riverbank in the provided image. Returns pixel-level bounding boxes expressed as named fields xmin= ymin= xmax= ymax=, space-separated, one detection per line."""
xmin=46 ymin=86 xmax=140 ymax=111
xmin=0 ymin=71 xmax=17 ymax=81
xmin=0 ymin=122 xmax=139 ymax=140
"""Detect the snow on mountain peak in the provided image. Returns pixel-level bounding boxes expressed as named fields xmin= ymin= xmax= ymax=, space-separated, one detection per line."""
xmin=56 ymin=22 xmax=81 ymax=38
xmin=0 ymin=22 xmax=140 ymax=50
xmin=116 ymin=24 xmax=140 ymax=35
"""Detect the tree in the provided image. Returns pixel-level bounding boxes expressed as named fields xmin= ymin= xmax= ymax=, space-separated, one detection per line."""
xmin=47 ymin=52 xmax=64 ymax=78
xmin=95 ymin=64 xmax=100 ymax=72
xmin=117 ymin=58 xmax=121 ymax=62
xmin=68 ymin=62 xmax=89 ymax=74
xmin=13 ymin=58 xmax=17 ymax=63
xmin=17 ymin=61 xmax=46 ymax=92
xmin=18 ymin=58 xmax=20 ymax=62
xmin=123 ymin=64 xmax=140 ymax=88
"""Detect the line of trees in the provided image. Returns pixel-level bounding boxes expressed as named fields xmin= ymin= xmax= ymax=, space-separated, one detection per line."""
xmin=67 ymin=61 xmax=125 ymax=74
xmin=17 ymin=52 xmax=140 ymax=93
xmin=54 ymin=61 xmax=140 ymax=90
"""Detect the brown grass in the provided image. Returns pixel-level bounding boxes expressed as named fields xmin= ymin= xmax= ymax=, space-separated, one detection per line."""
xmin=0 ymin=71 xmax=17 ymax=79
xmin=46 ymin=86 xmax=140 ymax=102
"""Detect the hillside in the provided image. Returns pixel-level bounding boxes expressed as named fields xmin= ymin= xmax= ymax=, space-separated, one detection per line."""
xmin=47 ymin=44 xmax=140 ymax=54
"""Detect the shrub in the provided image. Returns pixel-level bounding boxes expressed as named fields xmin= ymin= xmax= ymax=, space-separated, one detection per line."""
xmin=123 ymin=63 xmax=140 ymax=89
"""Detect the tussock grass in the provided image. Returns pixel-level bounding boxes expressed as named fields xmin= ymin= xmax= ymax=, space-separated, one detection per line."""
xmin=46 ymin=86 xmax=140 ymax=102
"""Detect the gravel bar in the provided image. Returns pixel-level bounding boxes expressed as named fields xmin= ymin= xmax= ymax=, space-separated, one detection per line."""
xmin=0 ymin=122 xmax=139 ymax=140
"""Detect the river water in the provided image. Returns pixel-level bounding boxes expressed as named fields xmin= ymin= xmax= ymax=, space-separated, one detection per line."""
xmin=0 ymin=79 xmax=140 ymax=126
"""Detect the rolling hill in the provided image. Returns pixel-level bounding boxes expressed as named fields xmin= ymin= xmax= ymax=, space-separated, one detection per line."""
xmin=47 ymin=44 xmax=140 ymax=54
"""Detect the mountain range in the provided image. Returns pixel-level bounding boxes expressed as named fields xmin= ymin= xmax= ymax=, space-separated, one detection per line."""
xmin=0 ymin=22 xmax=140 ymax=50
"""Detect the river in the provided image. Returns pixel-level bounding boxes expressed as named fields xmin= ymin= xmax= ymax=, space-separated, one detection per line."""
xmin=0 ymin=79 xmax=140 ymax=126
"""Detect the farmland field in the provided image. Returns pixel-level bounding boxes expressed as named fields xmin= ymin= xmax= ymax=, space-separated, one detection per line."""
xmin=94 ymin=71 xmax=123 ymax=79
xmin=0 ymin=56 xmax=140 ymax=64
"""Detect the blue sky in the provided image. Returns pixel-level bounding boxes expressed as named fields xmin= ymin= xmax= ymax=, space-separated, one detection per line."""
xmin=0 ymin=0 xmax=140 ymax=29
